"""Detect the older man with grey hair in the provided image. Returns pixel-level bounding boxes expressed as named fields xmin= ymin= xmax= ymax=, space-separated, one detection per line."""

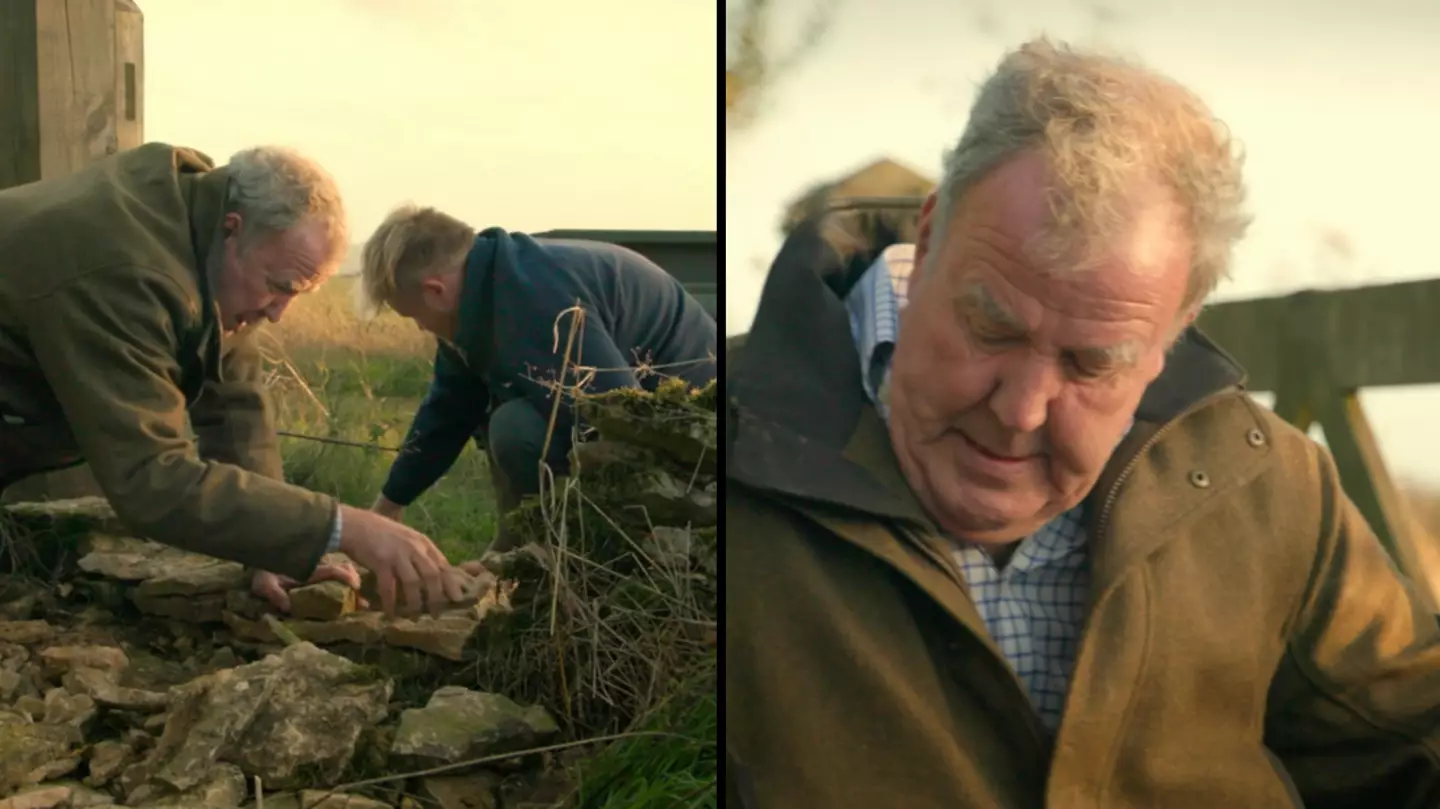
xmin=725 ymin=38 xmax=1440 ymax=807
xmin=0 ymin=143 xmax=463 ymax=617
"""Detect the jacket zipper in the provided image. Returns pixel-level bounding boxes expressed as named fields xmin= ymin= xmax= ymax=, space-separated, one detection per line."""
xmin=1052 ymin=388 xmax=1243 ymax=788
xmin=898 ymin=522 xmax=1053 ymax=757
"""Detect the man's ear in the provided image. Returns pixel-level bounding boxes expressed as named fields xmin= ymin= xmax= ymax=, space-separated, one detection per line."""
xmin=223 ymin=211 xmax=244 ymax=238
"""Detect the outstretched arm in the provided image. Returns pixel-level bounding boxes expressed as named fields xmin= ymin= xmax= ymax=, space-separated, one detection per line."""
xmin=380 ymin=343 xmax=491 ymax=507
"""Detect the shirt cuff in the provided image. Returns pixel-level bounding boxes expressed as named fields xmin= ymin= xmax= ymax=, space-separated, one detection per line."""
xmin=325 ymin=505 xmax=343 ymax=555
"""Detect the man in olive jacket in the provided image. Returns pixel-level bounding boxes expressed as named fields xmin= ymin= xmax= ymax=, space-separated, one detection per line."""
xmin=726 ymin=39 xmax=1440 ymax=808
xmin=0 ymin=143 xmax=462 ymax=615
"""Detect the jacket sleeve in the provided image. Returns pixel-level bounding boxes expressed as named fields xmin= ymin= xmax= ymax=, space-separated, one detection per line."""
xmin=1265 ymin=444 xmax=1440 ymax=804
xmin=380 ymin=342 xmax=490 ymax=506
xmin=19 ymin=267 xmax=337 ymax=581
xmin=189 ymin=327 xmax=283 ymax=479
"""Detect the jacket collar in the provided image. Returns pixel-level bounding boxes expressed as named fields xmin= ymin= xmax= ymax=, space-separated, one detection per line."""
xmin=181 ymin=166 xmax=230 ymax=380
xmin=452 ymin=227 xmax=504 ymax=371
xmin=726 ymin=208 xmax=1247 ymax=525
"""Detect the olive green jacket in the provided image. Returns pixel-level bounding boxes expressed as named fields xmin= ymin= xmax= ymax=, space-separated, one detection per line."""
xmin=0 ymin=143 xmax=335 ymax=580
xmin=724 ymin=212 xmax=1440 ymax=808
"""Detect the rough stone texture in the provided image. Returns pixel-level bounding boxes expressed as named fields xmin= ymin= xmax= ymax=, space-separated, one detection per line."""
xmin=124 ymin=644 xmax=391 ymax=796
xmin=41 ymin=687 xmax=96 ymax=729
xmin=38 ymin=646 xmax=129 ymax=679
xmin=74 ymin=538 xmax=218 ymax=583
xmin=133 ymin=563 xmax=248 ymax=600
xmin=62 ymin=667 xmax=168 ymax=713
xmin=2 ymin=782 xmax=114 ymax=809
xmin=287 ymin=582 xmax=356 ymax=622
xmin=383 ymin=611 xmax=480 ymax=662
xmin=130 ymin=591 xmax=228 ymax=625
xmin=418 ymin=773 xmax=501 ymax=809
xmin=85 ymin=739 xmax=137 ymax=788
xmin=222 ymin=612 xmax=386 ymax=648
xmin=129 ymin=763 xmax=245 ymax=809
xmin=0 ymin=622 xmax=53 ymax=646
xmin=391 ymin=687 xmax=558 ymax=766
xmin=263 ymin=792 xmax=391 ymax=809
xmin=0 ymin=785 xmax=72 ymax=809
xmin=2 ymin=498 xmax=123 ymax=535
xmin=0 ymin=723 xmax=84 ymax=794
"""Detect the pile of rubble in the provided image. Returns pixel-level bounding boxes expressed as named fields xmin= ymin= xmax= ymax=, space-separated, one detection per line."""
xmin=0 ymin=378 xmax=719 ymax=809
xmin=0 ymin=500 xmax=564 ymax=809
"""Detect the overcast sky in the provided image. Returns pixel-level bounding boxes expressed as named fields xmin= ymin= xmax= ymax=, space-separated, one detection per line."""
xmin=141 ymin=0 xmax=716 ymax=240
xmin=728 ymin=0 xmax=1440 ymax=484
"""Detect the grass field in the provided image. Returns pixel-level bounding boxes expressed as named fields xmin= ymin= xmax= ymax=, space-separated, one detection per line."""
xmin=263 ymin=278 xmax=496 ymax=562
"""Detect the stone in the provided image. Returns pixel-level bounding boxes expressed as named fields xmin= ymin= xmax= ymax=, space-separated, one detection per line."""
xmin=3 ymin=497 xmax=119 ymax=528
xmin=262 ymin=792 xmax=391 ymax=809
xmin=0 ymin=785 xmax=72 ymax=809
xmin=38 ymin=645 xmax=129 ymax=679
xmin=75 ymin=538 xmax=219 ymax=584
xmin=0 ymin=621 xmax=53 ymax=645
xmin=5 ymin=782 xmax=115 ymax=809
xmin=0 ymin=669 xmax=24 ymax=701
xmin=644 ymin=526 xmax=694 ymax=567
xmin=127 ymin=643 xmax=391 ymax=795
xmin=383 ymin=611 xmax=480 ymax=661
xmin=0 ymin=595 xmax=38 ymax=621
xmin=0 ymin=723 xmax=84 ymax=794
xmin=418 ymin=773 xmax=501 ymax=809
xmin=224 ymin=589 xmax=269 ymax=620
xmin=85 ymin=739 xmax=137 ymax=788
xmin=15 ymin=694 xmax=46 ymax=720
xmin=287 ymin=581 xmax=356 ymax=622
xmin=223 ymin=611 xmax=386 ymax=648
xmin=41 ymin=687 xmax=96 ymax=729
xmin=133 ymin=562 xmax=248 ymax=599
xmin=390 ymin=686 xmax=558 ymax=766
xmin=130 ymin=591 xmax=228 ymax=625
xmin=129 ymin=762 xmax=245 ymax=809
xmin=62 ymin=667 xmax=168 ymax=712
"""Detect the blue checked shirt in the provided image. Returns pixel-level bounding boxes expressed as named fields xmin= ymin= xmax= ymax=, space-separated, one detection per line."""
xmin=846 ymin=245 xmax=1090 ymax=732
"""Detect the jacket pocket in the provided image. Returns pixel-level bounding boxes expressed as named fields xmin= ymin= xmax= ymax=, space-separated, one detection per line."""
xmin=1264 ymin=748 xmax=1305 ymax=808
xmin=725 ymin=747 xmax=760 ymax=809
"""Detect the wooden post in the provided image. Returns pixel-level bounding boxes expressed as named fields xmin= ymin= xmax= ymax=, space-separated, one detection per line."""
xmin=1234 ymin=290 xmax=1440 ymax=613
xmin=0 ymin=0 xmax=142 ymax=503
xmin=0 ymin=0 xmax=144 ymax=191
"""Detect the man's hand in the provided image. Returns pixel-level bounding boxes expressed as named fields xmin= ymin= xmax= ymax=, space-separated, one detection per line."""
xmin=251 ymin=559 xmax=363 ymax=613
xmin=338 ymin=504 xmax=462 ymax=616
xmin=371 ymin=494 xmax=405 ymax=522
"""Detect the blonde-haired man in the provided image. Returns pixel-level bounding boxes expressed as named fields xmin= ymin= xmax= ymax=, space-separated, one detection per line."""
xmin=725 ymin=38 xmax=1440 ymax=806
xmin=358 ymin=207 xmax=716 ymax=546
xmin=0 ymin=143 xmax=462 ymax=617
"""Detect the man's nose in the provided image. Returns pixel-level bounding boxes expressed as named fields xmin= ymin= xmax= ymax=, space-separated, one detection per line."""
xmin=988 ymin=354 xmax=1061 ymax=434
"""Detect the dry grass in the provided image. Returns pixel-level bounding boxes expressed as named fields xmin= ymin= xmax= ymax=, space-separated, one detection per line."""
xmin=270 ymin=277 xmax=432 ymax=361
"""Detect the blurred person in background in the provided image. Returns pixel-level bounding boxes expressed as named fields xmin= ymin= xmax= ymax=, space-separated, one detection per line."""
xmin=0 ymin=143 xmax=462 ymax=616
xmin=724 ymin=37 xmax=1440 ymax=808
xmin=357 ymin=206 xmax=717 ymax=551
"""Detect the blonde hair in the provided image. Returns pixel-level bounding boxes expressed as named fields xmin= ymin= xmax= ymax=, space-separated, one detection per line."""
xmin=932 ymin=37 xmax=1251 ymax=311
xmin=226 ymin=145 xmax=348 ymax=265
xmin=358 ymin=204 xmax=475 ymax=315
